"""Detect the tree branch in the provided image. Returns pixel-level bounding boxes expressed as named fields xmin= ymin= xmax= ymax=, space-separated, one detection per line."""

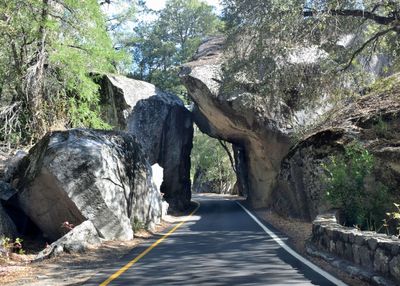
xmin=99 ymin=0 xmax=111 ymax=5
xmin=66 ymin=45 xmax=90 ymax=53
xmin=341 ymin=27 xmax=396 ymax=71
xmin=218 ymin=140 xmax=237 ymax=174
xmin=304 ymin=9 xmax=397 ymax=26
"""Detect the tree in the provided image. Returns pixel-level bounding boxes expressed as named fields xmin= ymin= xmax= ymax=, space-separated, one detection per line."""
xmin=221 ymin=0 xmax=400 ymax=109
xmin=0 ymin=0 xmax=126 ymax=147
xmin=131 ymin=0 xmax=223 ymax=97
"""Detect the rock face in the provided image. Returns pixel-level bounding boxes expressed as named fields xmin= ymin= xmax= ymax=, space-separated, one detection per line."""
xmin=181 ymin=37 xmax=400 ymax=218
xmin=100 ymin=75 xmax=193 ymax=210
xmin=36 ymin=220 xmax=102 ymax=259
xmin=0 ymin=202 xmax=17 ymax=238
xmin=3 ymin=151 xmax=27 ymax=182
xmin=181 ymin=37 xmax=295 ymax=207
xmin=274 ymin=86 xmax=400 ymax=220
xmin=0 ymin=181 xmax=17 ymax=237
xmin=15 ymin=129 xmax=163 ymax=241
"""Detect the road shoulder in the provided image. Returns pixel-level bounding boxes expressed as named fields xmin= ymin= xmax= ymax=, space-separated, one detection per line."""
xmin=245 ymin=203 xmax=372 ymax=286
xmin=0 ymin=218 xmax=177 ymax=285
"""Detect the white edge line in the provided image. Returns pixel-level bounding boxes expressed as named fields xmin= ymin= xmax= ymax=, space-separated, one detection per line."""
xmin=236 ymin=201 xmax=347 ymax=286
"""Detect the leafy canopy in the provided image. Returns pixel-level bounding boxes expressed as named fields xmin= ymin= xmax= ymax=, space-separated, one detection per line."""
xmin=0 ymin=0 xmax=127 ymax=146
xmin=221 ymin=0 xmax=400 ymax=109
xmin=131 ymin=0 xmax=223 ymax=97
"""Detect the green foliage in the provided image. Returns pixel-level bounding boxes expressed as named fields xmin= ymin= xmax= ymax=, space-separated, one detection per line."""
xmin=369 ymin=74 xmax=400 ymax=95
xmin=45 ymin=0 xmax=126 ymax=128
xmin=386 ymin=203 xmax=400 ymax=237
xmin=0 ymin=0 xmax=126 ymax=147
xmin=322 ymin=143 xmax=390 ymax=229
xmin=191 ymin=129 xmax=236 ymax=192
xmin=132 ymin=216 xmax=144 ymax=232
xmin=131 ymin=0 xmax=222 ymax=97
xmin=1 ymin=236 xmax=25 ymax=255
xmin=372 ymin=116 xmax=391 ymax=139
xmin=221 ymin=0 xmax=400 ymax=108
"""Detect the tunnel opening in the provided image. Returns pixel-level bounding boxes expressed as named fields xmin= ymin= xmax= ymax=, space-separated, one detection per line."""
xmin=190 ymin=125 xmax=248 ymax=198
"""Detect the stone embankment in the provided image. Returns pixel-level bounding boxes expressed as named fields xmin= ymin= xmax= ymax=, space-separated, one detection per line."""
xmin=312 ymin=213 xmax=400 ymax=285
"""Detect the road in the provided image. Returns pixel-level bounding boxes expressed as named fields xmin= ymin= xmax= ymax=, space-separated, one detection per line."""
xmin=86 ymin=196 xmax=344 ymax=286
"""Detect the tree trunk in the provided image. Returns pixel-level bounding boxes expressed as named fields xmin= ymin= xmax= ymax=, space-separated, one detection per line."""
xmin=24 ymin=0 xmax=49 ymax=140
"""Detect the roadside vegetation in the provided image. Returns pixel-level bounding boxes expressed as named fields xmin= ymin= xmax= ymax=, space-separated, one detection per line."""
xmin=322 ymin=143 xmax=400 ymax=235
xmin=323 ymin=144 xmax=388 ymax=230
xmin=0 ymin=0 xmax=126 ymax=148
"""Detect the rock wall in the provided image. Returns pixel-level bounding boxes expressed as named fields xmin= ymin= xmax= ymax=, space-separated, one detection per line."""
xmin=100 ymin=75 xmax=193 ymax=210
xmin=181 ymin=37 xmax=399 ymax=218
xmin=0 ymin=155 xmax=23 ymax=238
xmin=312 ymin=213 xmax=400 ymax=284
xmin=181 ymin=37 xmax=312 ymax=207
xmin=14 ymin=129 xmax=163 ymax=241
xmin=0 ymin=202 xmax=17 ymax=238
xmin=273 ymin=88 xmax=400 ymax=220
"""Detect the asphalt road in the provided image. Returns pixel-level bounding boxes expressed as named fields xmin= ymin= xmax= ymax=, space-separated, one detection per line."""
xmin=86 ymin=196 xmax=344 ymax=286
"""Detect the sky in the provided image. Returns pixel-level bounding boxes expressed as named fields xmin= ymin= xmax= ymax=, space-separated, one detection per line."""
xmin=103 ymin=0 xmax=223 ymax=25
xmin=146 ymin=0 xmax=222 ymax=13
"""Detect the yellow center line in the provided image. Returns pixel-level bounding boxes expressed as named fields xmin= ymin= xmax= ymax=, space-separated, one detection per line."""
xmin=99 ymin=201 xmax=201 ymax=286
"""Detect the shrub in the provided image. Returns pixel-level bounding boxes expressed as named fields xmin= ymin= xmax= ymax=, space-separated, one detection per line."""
xmin=132 ymin=216 xmax=144 ymax=232
xmin=322 ymin=142 xmax=389 ymax=229
xmin=1 ymin=236 xmax=25 ymax=256
xmin=385 ymin=203 xmax=400 ymax=237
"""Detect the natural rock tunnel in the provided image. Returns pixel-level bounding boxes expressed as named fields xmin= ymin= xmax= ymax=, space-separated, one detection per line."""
xmin=96 ymin=36 xmax=298 ymax=213
xmin=99 ymin=75 xmax=193 ymax=211
xmin=180 ymin=37 xmax=293 ymax=209
xmin=179 ymin=36 xmax=400 ymax=221
xmin=92 ymin=37 xmax=335 ymax=219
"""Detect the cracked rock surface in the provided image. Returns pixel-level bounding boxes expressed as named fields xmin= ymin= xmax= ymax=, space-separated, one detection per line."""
xmin=14 ymin=129 xmax=163 ymax=241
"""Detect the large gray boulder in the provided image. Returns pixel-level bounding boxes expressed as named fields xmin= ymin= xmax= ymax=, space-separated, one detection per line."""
xmin=274 ymin=85 xmax=400 ymax=220
xmin=100 ymin=75 xmax=193 ymax=210
xmin=180 ymin=36 xmax=294 ymax=208
xmin=15 ymin=129 xmax=163 ymax=241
